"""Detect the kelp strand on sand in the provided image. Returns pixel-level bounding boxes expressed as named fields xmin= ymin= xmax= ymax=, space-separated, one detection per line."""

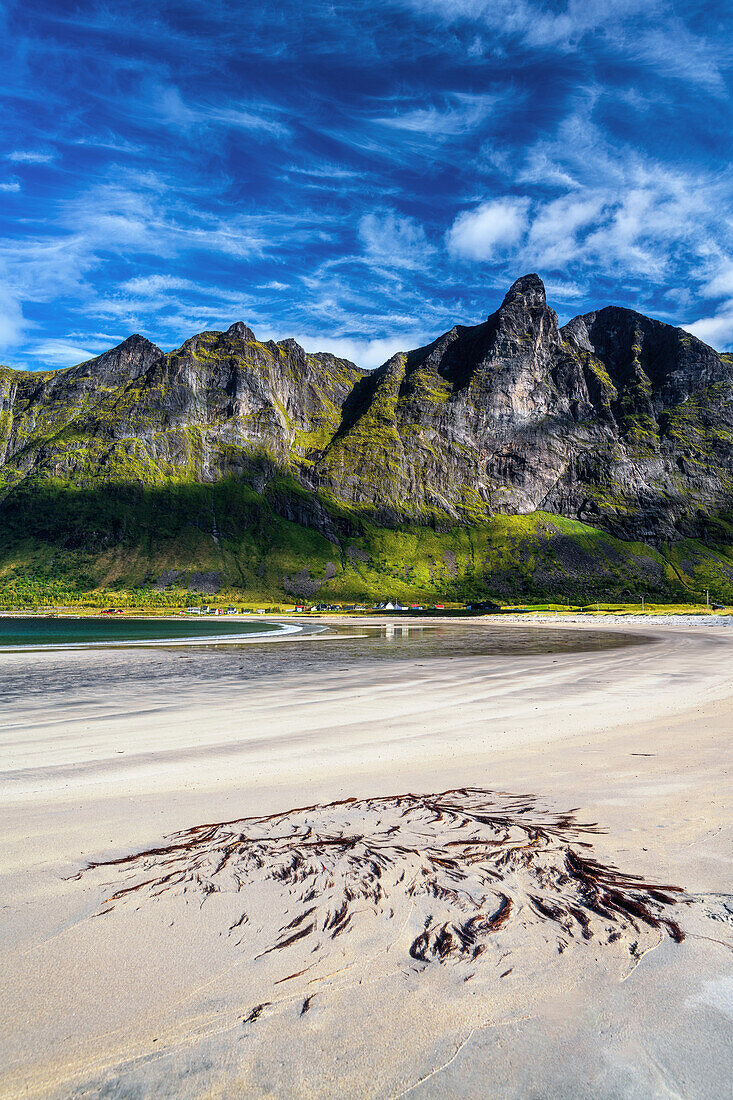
xmin=78 ymin=788 xmax=688 ymax=972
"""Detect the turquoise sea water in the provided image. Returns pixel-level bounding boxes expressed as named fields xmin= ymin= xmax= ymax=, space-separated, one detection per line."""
xmin=0 ymin=616 xmax=290 ymax=648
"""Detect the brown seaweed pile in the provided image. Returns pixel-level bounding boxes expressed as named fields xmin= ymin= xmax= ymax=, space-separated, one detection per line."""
xmin=80 ymin=788 xmax=687 ymax=972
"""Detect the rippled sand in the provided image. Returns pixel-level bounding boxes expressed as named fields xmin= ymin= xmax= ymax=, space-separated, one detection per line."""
xmin=0 ymin=618 xmax=731 ymax=1097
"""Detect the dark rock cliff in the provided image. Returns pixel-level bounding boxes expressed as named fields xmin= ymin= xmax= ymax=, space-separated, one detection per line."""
xmin=314 ymin=274 xmax=733 ymax=541
xmin=1 ymin=275 xmax=732 ymax=545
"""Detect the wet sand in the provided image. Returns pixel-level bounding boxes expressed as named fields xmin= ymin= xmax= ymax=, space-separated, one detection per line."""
xmin=0 ymin=618 xmax=731 ymax=1098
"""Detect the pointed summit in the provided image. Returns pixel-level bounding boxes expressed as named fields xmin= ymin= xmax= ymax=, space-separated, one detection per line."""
xmin=227 ymin=321 xmax=256 ymax=342
xmin=500 ymin=273 xmax=546 ymax=310
xmin=87 ymin=333 xmax=160 ymax=359
xmin=120 ymin=333 xmax=155 ymax=348
xmin=63 ymin=333 xmax=162 ymax=383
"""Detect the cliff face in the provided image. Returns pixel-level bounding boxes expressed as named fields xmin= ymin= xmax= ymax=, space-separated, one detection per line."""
xmin=312 ymin=274 xmax=733 ymax=541
xmin=315 ymin=274 xmax=579 ymax=524
xmin=0 ymin=324 xmax=365 ymax=493
xmin=1 ymin=274 xmax=732 ymax=576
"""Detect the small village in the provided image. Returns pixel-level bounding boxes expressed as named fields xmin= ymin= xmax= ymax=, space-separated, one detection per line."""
xmin=177 ymin=599 xmax=502 ymax=616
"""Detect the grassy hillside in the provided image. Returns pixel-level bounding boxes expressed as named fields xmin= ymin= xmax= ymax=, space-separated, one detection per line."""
xmin=1 ymin=475 xmax=732 ymax=608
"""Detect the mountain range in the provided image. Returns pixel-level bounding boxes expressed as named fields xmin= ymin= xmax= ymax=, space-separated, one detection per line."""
xmin=2 ymin=273 xmax=733 ymax=605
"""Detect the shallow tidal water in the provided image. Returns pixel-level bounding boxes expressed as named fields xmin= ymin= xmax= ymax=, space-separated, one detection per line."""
xmin=278 ymin=621 xmax=647 ymax=664
xmin=0 ymin=621 xmax=648 ymax=708
xmin=0 ymin=615 xmax=289 ymax=649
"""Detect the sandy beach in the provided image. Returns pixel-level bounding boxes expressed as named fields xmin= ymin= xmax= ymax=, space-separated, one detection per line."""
xmin=0 ymin=616 xmax=731 ymax=1098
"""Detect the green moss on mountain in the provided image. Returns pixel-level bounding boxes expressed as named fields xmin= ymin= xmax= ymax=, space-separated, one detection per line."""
xmin=1 ymin=474 xmax=731 ymax=608
xmin=3 ymin=276 xmax=733 ymax=607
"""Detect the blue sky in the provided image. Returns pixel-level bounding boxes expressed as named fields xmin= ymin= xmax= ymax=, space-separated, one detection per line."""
xmin=2 ymin=0 xmax=733 ymax=370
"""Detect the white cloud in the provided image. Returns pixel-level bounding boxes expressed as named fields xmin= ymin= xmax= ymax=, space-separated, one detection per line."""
xmin=0 ymin=168 xmax=319 ymax=356
xmin=358 ymin=211 xmax=434 ymax=269
xmin=0 ymin=180 xmax=21 ymax=193
xmin=516 ymin=148 xmax=580 ymax=191
xmin=0 ymin=234 xmax=97 ymax=311
xmin=401 ymin=0 xmax=646 ymax=48
xmin=33 ymin=340 xmax=98 ymax=367
xmin=203 ymin=103 xmax=290 ymax=138
xmin=52 ymin=169 xmax=330 ymax=274
xmin=398 ymin=0 xmax=728 ymax=90
xmin=457 ymin=95 xmax=733 ymax=289
xmin=621 ymin=21 xmax=728 ymax=95
xmin=446 ymin=172 xmax=722 ymax=280
xmin=287 ymin=163 xmax=363 ymax=181
xmin=6 ymin=150 xmax=56 ymax=164
xmin=119 ymin=275 xmax=203 ymax=296
xmin=446 ymin=197 xmax=529 ymax=261
xmin=67 ymin=330 xmax=125 ymax=343
xmin=542 ymin=279 xmax=586 ymax=301
xmin=322 ymin=90 xmax=509 ymax=168
xmin=135 ymin=81 xmax=290 ymax=140
xmin=526 ymin=194 xmax=604 ymax=267
xmin=0 ymin=286 xmax=25 ymax=346
xmin=681 ymin=258 xmax=733 ymax=349
xmin=700 ymin=262 xmax=733 ymax=300
xmin=294 ymin=333 xmax=424 ymax=370
xmin=96 ymin=273 xmax=268 ymax=328
xmin=374 ymin=92 xmax=499 ymax=136
xmin=682 ymin=308 xmax=733 ymax=351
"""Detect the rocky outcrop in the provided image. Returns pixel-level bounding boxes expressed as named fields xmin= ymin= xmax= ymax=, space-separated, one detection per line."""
xmin=0 ymin=325 xmax=364 ymax=489
xmin=313 ymin=274 xmax=733 ymax=541
xmin=1 ymin=275 xmax=732 ymax=545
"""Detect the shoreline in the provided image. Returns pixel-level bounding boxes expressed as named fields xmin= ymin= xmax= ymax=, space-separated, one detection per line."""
xmin=0 ymin=620 xmax=309 ymax=653
xmin=0 ymin=604 xmax=729 ymax=620
xmin=0 ymin=609 xmax=663 ymax=656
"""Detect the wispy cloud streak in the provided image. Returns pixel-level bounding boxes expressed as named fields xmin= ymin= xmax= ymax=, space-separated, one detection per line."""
xmin=0 ymin=0 xmax=731 ymax=367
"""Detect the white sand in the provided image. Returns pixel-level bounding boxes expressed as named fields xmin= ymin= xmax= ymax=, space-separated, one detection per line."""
xmin=0 ymin=617 xmax=731 ymax=1098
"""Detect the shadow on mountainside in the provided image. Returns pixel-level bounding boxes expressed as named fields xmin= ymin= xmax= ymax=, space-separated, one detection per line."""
xmin=1 ymin=470 xmax=733 ymax=604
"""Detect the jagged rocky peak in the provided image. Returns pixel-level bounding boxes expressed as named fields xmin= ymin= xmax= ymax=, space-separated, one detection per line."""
xmin=226 ymin=321 xmax=256 ymax=342
xmin=491 ymin=272 xmax=558 ymax=340
xmin=498 ymin=272 xmax=547 ymax=312
xmin=173 ymin=321 xmax=258 ymax=357
xmin=560 ymin=312 xmax=595 ymax=352
xmin=562 ymin=303 xmax=731 ymax=401
xmin=360 ymin=272 xmax=562 ymax=411
xmin=63 ymin=332 xmax=162 ymax=384
xmin=458 ymin=271 xmax=561 ymax=380
xmin=277 ymin=337 xmax=307 ymax=362
xmin=81 ymin=332 xmax=161 ymax=366
xmin=564 ymin=304 xmax=706 ymax=364
xmin=118 ymin=332 xmax=159 ymax=352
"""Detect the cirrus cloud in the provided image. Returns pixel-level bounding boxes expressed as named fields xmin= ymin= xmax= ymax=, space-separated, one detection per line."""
xmin=1 ymin=0 xmax=732 ymax=365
